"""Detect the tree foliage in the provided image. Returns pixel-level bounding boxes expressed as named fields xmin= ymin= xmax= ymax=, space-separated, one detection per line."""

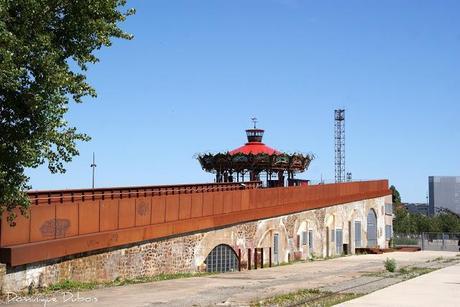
xmin=390 ymin=185 xmax=401 ymax=205
xmin=391 ymin=185 xmax=460 ymax=234
xmin=0 ymin=0 xmax=134 ymax=222
xmin=393 ymin=208 xmax=460 ymax=234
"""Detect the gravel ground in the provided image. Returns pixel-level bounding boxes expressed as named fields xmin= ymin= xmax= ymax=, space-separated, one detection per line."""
xmin=3 ymin=251 xmax=459 ymax=307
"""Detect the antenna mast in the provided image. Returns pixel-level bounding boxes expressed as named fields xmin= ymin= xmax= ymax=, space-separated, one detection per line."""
xmin=334 ymin=109 xmax=345 ymax=183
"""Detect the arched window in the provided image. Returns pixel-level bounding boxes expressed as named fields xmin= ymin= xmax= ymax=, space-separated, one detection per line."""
xmin=367 ymin=209 xmax=378 ymax=247
xmin=204 ymin=244 xmax=239 ymax=273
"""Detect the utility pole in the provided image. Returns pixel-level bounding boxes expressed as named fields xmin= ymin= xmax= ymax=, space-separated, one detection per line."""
xmin=91 ymin=152 xmax=97 ymax=189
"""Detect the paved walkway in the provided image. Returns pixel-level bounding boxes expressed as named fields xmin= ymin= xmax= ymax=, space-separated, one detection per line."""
xmin=3 ymin=251 xmax=458 ymax=307
xmin=337 ymin=263 xmax=460 ymax=307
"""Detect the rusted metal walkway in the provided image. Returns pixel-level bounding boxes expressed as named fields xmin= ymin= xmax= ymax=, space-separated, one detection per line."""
xmin=0 ymin=180 xmax=390 ymax=266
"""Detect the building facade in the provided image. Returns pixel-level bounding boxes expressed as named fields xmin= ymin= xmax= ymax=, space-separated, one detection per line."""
xmin=428 ymin=176 xmax=460 ymax=216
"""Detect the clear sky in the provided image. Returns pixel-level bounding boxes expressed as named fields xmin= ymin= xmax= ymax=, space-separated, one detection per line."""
xmin=27 ymin=0 xmax=460 ymax=203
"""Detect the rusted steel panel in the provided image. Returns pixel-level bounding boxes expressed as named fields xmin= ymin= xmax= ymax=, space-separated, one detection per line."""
xmin=118 ymin=198 xmax=136 ymax=229
xmin=151 ymin=196 xmax=166 ymax=224
xmin=1 ymin=208 xmax=30 ymax=246
xmin=249 ymin=189 xmax=258 ymax=209
xmin=266 ymin=189 xmax=276 ymax=207
xmin=191 ymin=193 xmax=203 ymax=218
xmin=202 ymin=193 xmax=213 ymax=216
xmin=30 ymin=204 xmax=56 ymax=242
xmin=232 ymin=191 xmax=242 ymax=212
xmin=78 ymin=201 xmax=100 ymax=235
xmin=257 ymin=190 xmax=266 ymax=208
xmin=135 ymin=198 xmax=152 ymax=226
xmin=179 ymin=194 xmax=192 ymax=220
xmin=241 ymin=190 xmax=250 ymax=211
xmin=165 ymin=195 xmax=180 ymax=222
xmin=55 ymin=202 xmax=78 ymax=238
xmin=276 ymin=188 xmax=285 ymax=205
xmin=223 ymin=191 xmax=233 ymax=214
xmin=212 ymin=192 xmax=224 ymax=215
xmin=100 ymin=199 xmax=119 ymax=232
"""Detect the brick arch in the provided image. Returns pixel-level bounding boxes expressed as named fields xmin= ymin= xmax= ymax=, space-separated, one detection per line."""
xmin=194 ymin=231 xmax=238 ymax=269
xmin=255 ymin=220 xmax=289 ymax=248
xmin=204 ymin=244 xmax=239 ymax=273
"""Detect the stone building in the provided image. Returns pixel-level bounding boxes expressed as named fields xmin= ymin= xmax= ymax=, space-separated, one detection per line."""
xmin=0 ymin=180 xmax=392 ymax=291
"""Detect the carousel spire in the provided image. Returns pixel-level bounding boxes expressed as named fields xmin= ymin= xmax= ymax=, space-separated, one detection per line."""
xmin=251 ymin=117 xmax=258 ymax=129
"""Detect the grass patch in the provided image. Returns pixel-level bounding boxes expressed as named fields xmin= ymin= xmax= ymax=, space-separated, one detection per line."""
xmin=252 ymin=289 xmax=361 ymax=307
xmin=46 ymin=280 xmax=99 ymax=292
xmin=42 ymin=272 xmax=214 ymax=294
xmin=426 ymin=256 xmax=445 ymax=263
xmin=398 ymin=266 xmax=435 ymax=280
xmin=110 ymin=272 xmax=214 ymax=286
xmin=364 ymin=265 xmax=436 ymax=279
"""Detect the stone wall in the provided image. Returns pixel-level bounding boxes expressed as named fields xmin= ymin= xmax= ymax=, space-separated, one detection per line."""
xmin=2 ymin=196 xmax=391 ymax=292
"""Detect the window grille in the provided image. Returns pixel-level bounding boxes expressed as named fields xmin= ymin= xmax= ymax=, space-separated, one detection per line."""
xmin=355 ymin=221 xmax=362 ymax=248
xmin=204 ymin=244 xmax=239 ymax=273
xmin=336 ymin=229 xmax=343 ymax=254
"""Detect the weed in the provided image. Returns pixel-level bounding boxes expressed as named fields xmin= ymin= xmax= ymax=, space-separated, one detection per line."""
xmin=46 ymin=280 xmax=99 ymax=292
xmin=384 ymin=258 xmax=397 ymax=272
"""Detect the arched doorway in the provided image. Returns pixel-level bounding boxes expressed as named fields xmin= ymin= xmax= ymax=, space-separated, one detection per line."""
xmin=204 ymin=244 xmax=239 ymax=273
xmin=367 ymin=209 xmax=378 ymax=247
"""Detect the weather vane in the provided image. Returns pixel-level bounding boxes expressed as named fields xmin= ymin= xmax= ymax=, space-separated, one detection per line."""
xmin=251 ymin=117 xmax=258 ymax=129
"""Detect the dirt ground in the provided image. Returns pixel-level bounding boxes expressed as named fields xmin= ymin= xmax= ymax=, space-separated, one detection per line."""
xmin=3 ymin=251 xmax=459 ymax=307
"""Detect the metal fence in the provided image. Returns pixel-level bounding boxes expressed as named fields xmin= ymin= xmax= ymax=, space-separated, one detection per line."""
xmin=394 ymin=232 xmax=460 ymax=252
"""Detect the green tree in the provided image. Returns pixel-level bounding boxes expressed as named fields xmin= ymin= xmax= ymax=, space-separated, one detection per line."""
xmin=391 ymin=185 xmax=460 ymax=234
xmin=390 ymin=185 xmax=401 ymax=205
xmin=0 ymin=0 xmax=134 ymax=223
xmin=435 ymin=212 xmax=460 ymax=233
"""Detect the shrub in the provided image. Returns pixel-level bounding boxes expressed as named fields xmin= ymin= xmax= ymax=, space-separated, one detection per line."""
xmin=384 ymin=258 xmax=397 ymax=272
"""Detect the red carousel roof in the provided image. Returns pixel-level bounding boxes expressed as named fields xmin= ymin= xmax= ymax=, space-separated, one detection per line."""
xmin=229 ymin=128 xmax=281 ymax=155
xmin=229 ymin=142 xmax=281 ymax=155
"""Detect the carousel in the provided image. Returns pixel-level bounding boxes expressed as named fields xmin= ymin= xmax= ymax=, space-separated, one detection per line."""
xmin=197 ymin=120 xmax=314 ymax=187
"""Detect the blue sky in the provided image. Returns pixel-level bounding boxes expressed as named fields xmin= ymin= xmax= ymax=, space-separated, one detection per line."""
xmin=27 ymin=0 xmax=460 ymax=202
